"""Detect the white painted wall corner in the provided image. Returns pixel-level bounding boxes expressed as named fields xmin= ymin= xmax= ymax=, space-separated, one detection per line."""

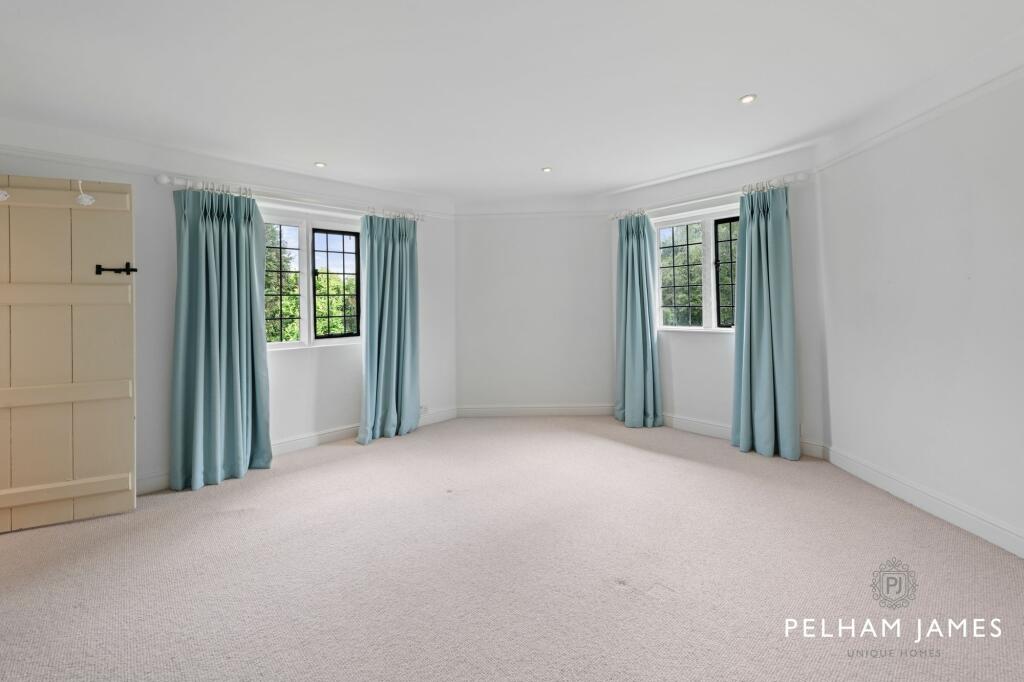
xmin=662 ymin=412 xmax=827 ymax=460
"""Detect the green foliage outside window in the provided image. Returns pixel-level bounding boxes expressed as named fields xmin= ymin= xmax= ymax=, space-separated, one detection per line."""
xmin=659 ymin=222 xmax=703 ymax=327
xmin=714 ymin=218 xmax=739 ymax=328
xmin=312 ymin=229 xmax=359 ymax=338
xmin=264 ymin=223 xmax=302 ymax=342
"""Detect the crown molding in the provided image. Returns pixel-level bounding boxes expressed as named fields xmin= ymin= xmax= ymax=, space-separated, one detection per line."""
xmin=452 ymin=190 xmax=608 ymax=218
xmin=454 ymin=208 xmax=609 ymax=219
xmin=607 ymin=140 xmax=820 ymax=196
xmin=0 ymin=117 xmax=456 ymax=218
xmin=5 ymin=21 xmax=1023 ymax=222
xmin=815 ymin=25 xmax=1024 ymax=171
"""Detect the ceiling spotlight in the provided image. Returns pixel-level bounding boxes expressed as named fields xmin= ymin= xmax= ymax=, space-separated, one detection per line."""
xmin=75 ymin=180 xmax=96 ymax=207
xmin=542 ymin=167 xmax=552 ymax=173
xmin=313 ymin=161 xmax=327 ymax=168
xmin=0 ymin=190 xmax=9 ymax=202
xmin=739 ymin=93 xmax=757 ymax=105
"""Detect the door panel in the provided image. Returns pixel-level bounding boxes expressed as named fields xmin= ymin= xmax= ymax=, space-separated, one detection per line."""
xmin=11 ymin=403 xmax=74 ymax=529
xmin=0 ymin=306 xmax=9 ymax=387
xmin=0 ymin=202 xmax=9 ymax=283
xmin=0 ymin=409 xmax=9 ymax=532
xmin=0 ymin=178 xmax=5 ymax=532
xmin=73 ymin=399 xmax=134 ymax=520
xmin=0 ymin=174 xmax=135 ymax=532
xmin=10 ymin=207 xmax=71 ymax=284
xmin=9 ymin=177 xmax=70 ymax=190
xmin=73 ymin=305 xmax=133 ymax=383
xmin=72 ymin=209 xmax=132 ymax=284
xmin=11 ymin=305 xmax=72 ymax=387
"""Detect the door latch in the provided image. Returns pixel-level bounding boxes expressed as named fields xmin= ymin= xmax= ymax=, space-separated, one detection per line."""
xmin=95 ymin=261 xmax=139 ymax=276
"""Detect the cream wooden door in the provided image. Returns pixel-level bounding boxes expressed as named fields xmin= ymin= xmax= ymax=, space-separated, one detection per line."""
xmin=0 ymin=175 xmax=135 ymax=532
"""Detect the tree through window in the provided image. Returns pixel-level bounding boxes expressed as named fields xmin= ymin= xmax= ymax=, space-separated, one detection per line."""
xmin=264 ymin=223 xmax=301 ymax=342
xmin=312 ymin=228 xmax=360 ymax=338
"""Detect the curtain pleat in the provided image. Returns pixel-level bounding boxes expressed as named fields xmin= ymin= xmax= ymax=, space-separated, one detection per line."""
xmin=170 ymin=190 xmax=272 ymax=490
xmin=731 ymin=187 xmax=800 ymax=460
xmin=358 ymin=215 xmax=420 ymax=444
xmin=615 ymin=214 xmax=663 ymax=427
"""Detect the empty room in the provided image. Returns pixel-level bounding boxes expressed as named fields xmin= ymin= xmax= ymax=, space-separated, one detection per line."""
xmin=1 ymin=1 xmax=1022 ymax=680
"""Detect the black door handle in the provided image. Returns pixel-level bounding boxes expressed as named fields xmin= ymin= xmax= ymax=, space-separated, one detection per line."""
xmin=95 ymin=261 xmax=139 ymax=276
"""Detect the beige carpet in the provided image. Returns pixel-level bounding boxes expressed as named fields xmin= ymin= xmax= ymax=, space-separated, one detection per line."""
xmin=0 ymin=417 xmax=1020 ymax=681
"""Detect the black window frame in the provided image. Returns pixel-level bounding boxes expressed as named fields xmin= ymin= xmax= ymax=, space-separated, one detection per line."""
xmin=264 ymin=223 xmax=302 ymax=343
xmin=714 ymin=216 xmax=739 ymax=328
xmin=311 ymin=227 xmax=360 ymax=339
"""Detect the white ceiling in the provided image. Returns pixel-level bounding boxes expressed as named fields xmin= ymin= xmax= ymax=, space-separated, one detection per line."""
xmin=2 ymin=1 xmax=1023 ymax=201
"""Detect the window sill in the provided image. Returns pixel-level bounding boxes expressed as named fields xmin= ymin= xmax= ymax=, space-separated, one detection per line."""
xmin=267 ymin=341 xmax=306 ymax=351
xmin=658 ymin=326 xmax=734 ymax=335
xmin=313 ymin=336 xmax=362 ymax=348
xmin=267 ymin=337 xmax=362 ymax=351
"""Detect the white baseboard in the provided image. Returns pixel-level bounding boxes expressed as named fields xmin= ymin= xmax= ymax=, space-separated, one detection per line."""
xmin=137 ymin=412 xmax=1024 ymax=558
xmin=798 ymin=440 xmax=829 ymax=459
xmin=662 ymin=414 xmax=1023 ymax=557
xmin=828 ymin=447 xmax=1024 ymax=559
xmin=662 ymin=412 xmax=826 ymax=459
xmin=457 ymin=404 xmax=615 ymax=418
xmin=272 ymin=424 xmax=360 ymax=456
xmin=421 ymin=406 xmax=458 ymax=426
xmin=138 ymin=431 xmax=353 ymax=496
xmin=272 ymin=407 xmax=458 ymax=456
xmin=137 ymin=473 xmax=170 ymax=496
xmin=662 ymin=413 xmax=731 ymax=440
xmin=139 ymin=408 xmax=458 ymax=495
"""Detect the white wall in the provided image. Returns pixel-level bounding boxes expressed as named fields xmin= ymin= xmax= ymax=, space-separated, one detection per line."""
xmin=608 ymin=148 xmax=830 ymax=452
xmin=455 ymin=213 xmax=614 ymax=413
xmin=816 ymin=73 xmax=1024 ymax=553
xmin=452 ymin=149 xmax=830 ymax=453
xmin=5 ymin=72 xmax=1021 ymax=558
xmin=266 ymin=215 xmax=457 ymax=452
xmin=451 ymin=149 xmax=830 ymax=466
xmin=0 ymin=127 xmax=457 ymax=493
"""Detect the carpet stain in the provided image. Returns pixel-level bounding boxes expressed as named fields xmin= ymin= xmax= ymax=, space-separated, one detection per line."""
xmin=2 ymin=416 xmax=1021 ymax=681
xmin=645 ymin=582 xmax=678 ymax=600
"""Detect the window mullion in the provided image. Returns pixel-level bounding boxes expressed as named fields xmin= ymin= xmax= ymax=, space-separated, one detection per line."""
xmin=702 ymin=218 xmax=712 ymax=329
xmin=301 ymin=219 xmax=311 ymax=345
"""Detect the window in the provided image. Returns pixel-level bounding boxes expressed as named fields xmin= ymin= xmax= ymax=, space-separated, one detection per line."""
xmin=264 ymin=223 xmax=302 ymax=342
xmin=655 ymin=210 xmax=739 ymax=331
xmin=312 ymin=228 xmax=360 ymax=338
xmin=262 ymin=215 xmax=361 ymax=347
xmin=659 ymin=222 xmax=703 ymax=327
xmin=714 ymin=217 xmax=739 ymax=328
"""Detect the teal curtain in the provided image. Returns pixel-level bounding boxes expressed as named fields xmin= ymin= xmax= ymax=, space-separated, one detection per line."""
xmin=170 ymin=190 xmax=272 ymax=490
xmin=731 ymin=187 xmax=800 ymax=460
xmin=615 ymin=213 xmax=663 ymax=427
xmin=357 ymin=215 xmax=420 ymax=444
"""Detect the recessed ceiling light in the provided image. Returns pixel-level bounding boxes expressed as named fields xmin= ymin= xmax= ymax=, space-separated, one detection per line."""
xmin=542 ymin=167 xmax=552 ymax=173
xmin=739 ymin=93 xmax=757 ymax=105
xmin=313 ymin=161 xmax=327 ymax=168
